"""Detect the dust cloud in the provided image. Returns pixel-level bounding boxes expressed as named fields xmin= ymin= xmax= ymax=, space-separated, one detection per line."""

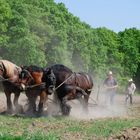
xmin=0 ymin=84 xmax=132 ymax=119
xmin=69 ymin=91 xmax=128 ymax=120
xmin=45 ymin=86 xmax=128 ymax=120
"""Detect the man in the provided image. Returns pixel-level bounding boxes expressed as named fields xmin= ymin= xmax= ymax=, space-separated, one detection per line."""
xmin=125 ymin=79 xmax=136 ymax=105
xmin=103 ymin=71 xmax=118 ymax=105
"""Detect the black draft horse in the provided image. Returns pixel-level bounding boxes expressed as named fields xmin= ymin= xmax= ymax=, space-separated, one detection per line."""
xmin=19 ymin=65 xmax=56 ymax=116
xmin=0 ymin=60 xmax=23 ymax=113
xmin=45 ymin=64 xmax=93 ymax=116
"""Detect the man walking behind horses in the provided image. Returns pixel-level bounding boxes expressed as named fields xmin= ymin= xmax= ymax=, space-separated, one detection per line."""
xmin=103 ymin=71 xmax=118 ymax=105
xmin=125 ymin=79 xmax=136 ymax=105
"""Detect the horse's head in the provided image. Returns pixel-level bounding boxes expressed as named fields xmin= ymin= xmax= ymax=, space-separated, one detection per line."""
xmin=43 ymin=67 xmax=56 ymax=95
xmin=19 ymin=66 xmax=34 ymax=89
xmin=19 ymin=65 xmax=56 ymax=93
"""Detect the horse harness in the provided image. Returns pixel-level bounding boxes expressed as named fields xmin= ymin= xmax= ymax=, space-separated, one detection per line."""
xmin=55 ymin=72 xmax=88 ymax=92
xmin=0 ymin=62 xmax=6 ymax=77
xmin=0 ymin=62 xmax=10 ymax=82
xmin=0 ymin=61 xmax=21 ymax=82
xmin=21 ymin=69 xmax=46 ymax=90
xmin=55 ymin=73 xmax=74 ymax=90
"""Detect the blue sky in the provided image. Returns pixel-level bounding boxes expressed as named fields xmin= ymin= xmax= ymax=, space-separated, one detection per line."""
xmin=54 ymin=0 xmax=140 ymax=32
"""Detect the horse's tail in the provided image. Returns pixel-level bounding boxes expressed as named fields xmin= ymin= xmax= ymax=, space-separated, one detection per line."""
xmin=88 ymin=74 xmax=94 ymax=88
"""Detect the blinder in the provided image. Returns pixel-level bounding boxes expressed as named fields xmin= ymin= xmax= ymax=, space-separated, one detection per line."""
xmin=19 ymin=69 xmax=34 ymax=85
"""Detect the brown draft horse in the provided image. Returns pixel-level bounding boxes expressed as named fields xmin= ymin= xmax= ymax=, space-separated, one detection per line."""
xmin=19 ymin=65 xmax=56 ymax=116
xmin=0 ymin=60 xmax=23 ymax=113
xmin=45 ymin=64 xmax=93 ymax=116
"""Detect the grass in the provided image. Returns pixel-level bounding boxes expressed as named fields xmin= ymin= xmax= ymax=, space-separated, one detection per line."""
xmin=0 ymin=115 xmax=140 ymax=139
xmin=0 ymin=133 xmax=59 ymax=140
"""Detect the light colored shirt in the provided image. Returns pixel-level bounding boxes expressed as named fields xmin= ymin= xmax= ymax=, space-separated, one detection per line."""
xmin=103 ymin=77 xmax=118 ymax=92
xmin=127 ymin=83 xmax=136 ymax=95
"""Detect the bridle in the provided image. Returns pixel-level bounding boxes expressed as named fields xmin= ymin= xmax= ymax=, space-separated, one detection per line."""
xmin=20 ymin=69 xmax=34 ymax=85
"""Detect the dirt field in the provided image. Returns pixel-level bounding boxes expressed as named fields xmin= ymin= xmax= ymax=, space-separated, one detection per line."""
xmin=69 ymin=92 xmax=140 ymax=119
xmin=0 ymin=91 xmax=140 ymax=119
xmin=1 ymin=91 xmax=140 ymax=139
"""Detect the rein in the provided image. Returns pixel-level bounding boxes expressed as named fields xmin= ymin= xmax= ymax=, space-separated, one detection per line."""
xmin=55 ymin=73 xmax=74 ymax=90
xmin=22 ymin=72 xmax=74 ymax=91
xmin=22 ymin=69 xmax=34 ymax=81
xmin=55 ymin=73 xmax=93 ymax=91
xmin=25 ymin=82 xmax=46 ymax=90
xmin=0 ymin=75 xmax=10 ymax=82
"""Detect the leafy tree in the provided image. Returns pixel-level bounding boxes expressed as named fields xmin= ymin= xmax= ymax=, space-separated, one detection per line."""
xmin=0 ymin=0 xmax=12 ymax=56
xmin=118 ymin=28 xmax=140 ymax=77
xmin=1 ymin=0 xmax=140 ymax=90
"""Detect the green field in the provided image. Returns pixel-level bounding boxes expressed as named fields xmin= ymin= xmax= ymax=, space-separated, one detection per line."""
xmin=0 ymin=115 xmax=140 ymax=140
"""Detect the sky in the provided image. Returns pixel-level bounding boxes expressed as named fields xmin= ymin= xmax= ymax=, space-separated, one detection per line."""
xmin=54 ymin=0 xmax=140 ymax=32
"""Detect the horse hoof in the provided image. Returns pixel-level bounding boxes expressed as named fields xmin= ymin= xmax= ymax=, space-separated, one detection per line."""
xmin=34 ymin=111 xmax=43 ymax=117
xmin=82 ymin=108 xmax=88 ymax=114
xmin=62 ymin=105 xmax=71 ymax=116
xmin=0 ymin=111 xmax=7 ymax=115
xmin=15 ymin=105 xmax=24 ymax=114
xmin=6 ymin=109 xmax=14 ymax=114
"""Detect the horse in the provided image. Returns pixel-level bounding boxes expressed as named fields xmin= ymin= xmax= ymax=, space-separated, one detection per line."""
xmin=19 ymin=65 xmax=56 ymax=116
xmin=45 ymin=64 xmax=93 ymax=116
xmin=0 ymin=60 xmax=23 ymax=113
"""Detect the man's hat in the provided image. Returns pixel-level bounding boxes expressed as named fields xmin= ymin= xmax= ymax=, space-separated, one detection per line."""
xmin=108 ymin=71 xmax=113 ymax=75
xmin=128 ymin=78 xmax=133 ymax=82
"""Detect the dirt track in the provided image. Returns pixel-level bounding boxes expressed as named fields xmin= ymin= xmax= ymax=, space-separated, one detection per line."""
xmin=69 ymin=93 xmax=140 ymax=119
xmin=0 ymin=91 xmax=140 ymax=119
xmin=1 ymin=91 xmax=140 ymax=140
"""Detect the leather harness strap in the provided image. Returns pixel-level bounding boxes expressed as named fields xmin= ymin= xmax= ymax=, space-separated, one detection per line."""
xmin=0 ymin=61 xmax=7 ymax=78
xmin=0 ymin=62 xmax=4 ymax=72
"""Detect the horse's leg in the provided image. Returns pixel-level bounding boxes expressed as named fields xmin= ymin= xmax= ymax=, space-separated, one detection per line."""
xmin=4 ymin=90 xmax=13 ymax=113
xmin=30 ymin=96 xmax=37 ymax=114
xmin=26 ymin=91 xmax=37 ymax=115
xmin=76 ymin=90 xmax=90 ymax=113
xmin=38 ymin=91 xmax=47 ymax=115
xmin=13 ymin=92 xmax=23 ymax=114
xmin=83 ymin=90 xmax=90 ymax=113
xmin=61 ymin=93 xmax=74 ymax=116
xmin=13 ymin=92 xmax=20 ymax=107
xmin=58 ymin=85 xmax=75 ymax=116
xmin=84 ymin=94 xmax=90 ymax=107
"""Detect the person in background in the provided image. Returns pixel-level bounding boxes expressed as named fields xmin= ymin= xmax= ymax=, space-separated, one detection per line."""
xmin=103 ymin=71 xmax=118 ymax=105
xmin=125 ymin=78 xmax=136 ymax=105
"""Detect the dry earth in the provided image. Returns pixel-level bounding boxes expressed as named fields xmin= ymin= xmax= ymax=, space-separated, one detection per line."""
xmin=0 ymin=90 xmax=140 ymax=119
xmin=109 ymin=127 xmax=140 ymax=140
xmin=0 ymin=90 xmax=140 ymax=140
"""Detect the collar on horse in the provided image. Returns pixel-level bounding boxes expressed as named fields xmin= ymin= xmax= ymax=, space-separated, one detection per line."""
xmin=20 ymin=69 xmax=46 ymax=90
xmin=0 ymin=62 xmax=7 ymax=78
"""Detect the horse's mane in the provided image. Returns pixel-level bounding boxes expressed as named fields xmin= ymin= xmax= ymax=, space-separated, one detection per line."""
xmin=77 ymin=72 xmax=86 ymax=75
xmin=23 ymin=65 xmax=43 ymax=72
xmin=47 ymin=64 xmax=73 ymax=73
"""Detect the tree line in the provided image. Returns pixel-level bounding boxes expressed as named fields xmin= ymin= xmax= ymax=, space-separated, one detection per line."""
xmin=0 ymin=0 xmax=140 ymax=89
